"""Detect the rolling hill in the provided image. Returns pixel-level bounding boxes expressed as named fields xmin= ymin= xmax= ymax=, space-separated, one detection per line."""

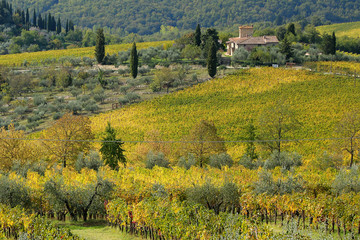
xmin=90 ymin=66 xmax=360 ymax=163
xmin=317 ymin=21 xmax=360 ymax=38
xmin=8 ymin=0 xmax=360 ymax=35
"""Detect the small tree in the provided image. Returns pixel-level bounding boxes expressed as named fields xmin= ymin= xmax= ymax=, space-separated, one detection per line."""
xmin=130 ymin=42 xmax=138 ymax=79
xmin=335 ymin=111 xmax=360 ymax=167
xmin=95 ymin=28 xmax=105 ymax=64
xmin=99 ymin=122 xmax=126 ymax=169
xmin=280 ymin=36 xmax=293 ymax=60
xmin=194 ymin=23 xmax=201 ymax=46
xmin=184 ymin=120 xmax=226 ymax=167
xmin=207 ymin=41 xmax=217 ymax=78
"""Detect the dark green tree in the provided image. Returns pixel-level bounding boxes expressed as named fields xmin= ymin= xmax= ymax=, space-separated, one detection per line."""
xmin=130 ymin=42 xmax=138 ymax=79
xmin=25 ymin=8 xmax=29 ymax=24
xmin=194 ymin=23 xmax=201 ymax=46
xmin=47 ymin=13 xmax=51 ymax=31
xmin=95 ymin=28 xmax=105 ymax=64
xmin=65 ymin=19 xmax=69 ymax=33
xmin=331 ymin=32 xmax=336 ymax=55
xmin=56 ymin=17 xmax=61 ymax=34
xmin=207 ymin=41 xmax=217 ymax=78
xmin=69 ymin=20 xmax=74 ymax=31
xmin=100 ymin=122 xmax=126 ymax=169
xmin=280 ymin=36 xmax=293 ymax=60
xmin=287 ymin=23 xmax=296 ymax=36
xmin=32 ymin=9 xmax=36 ymax=26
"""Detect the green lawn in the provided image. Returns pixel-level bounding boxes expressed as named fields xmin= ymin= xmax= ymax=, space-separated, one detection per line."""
xmin=55 ymin=220 xmax=142 ymax=240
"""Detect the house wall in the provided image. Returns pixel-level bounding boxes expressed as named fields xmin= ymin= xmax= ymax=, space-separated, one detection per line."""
xmin=239 ymin=27 xmax=253 ymax=38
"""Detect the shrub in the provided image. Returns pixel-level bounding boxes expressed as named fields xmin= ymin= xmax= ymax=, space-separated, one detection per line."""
xmin=145 ymin=151 xmax=170 ymax=169
xmin=0 ymin=174 xmax=31 ymax=208
xmin=75 ymin=151 xmax=103 ymax=172
xmin=186 ymin=181 xmax=240 ymax=214
xmin=33 ymin=95 xmax=46 ymax=106
xmin=125 ymin=92 xmax=141 ymax=103
xmin=332 ymin=165 xmax=360 ymax=196
xmin=238 ymin=154 xmax=263 ymax=169
xmin=178 ymin=153 xmax=197 ymax=169
xmin=66 ymin=101 xmax=82 ymax=114
xmin=264 ymin=151 xmax=302 ymax=170
xmin=208 ymin=153 xmax=233 ymax=169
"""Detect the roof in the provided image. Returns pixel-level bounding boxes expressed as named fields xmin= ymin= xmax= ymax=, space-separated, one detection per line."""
xmin=227 ymin=36 xmax=279 ymax=45
xmin=239 ymin=25 xmax=253 ymax=29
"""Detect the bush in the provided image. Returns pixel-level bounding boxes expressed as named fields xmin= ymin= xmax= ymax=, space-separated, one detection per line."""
xmin=84 ymin=100 xmax=99 ymax=113
xmin=0 ymin=174 xmax=31 ymax=208
xmin=264 ymin=151 xmax=302 ymax=170
xmin=178 ymin=153 xmax=197 ymax=169
xmin=14 ymin=106 xmax=28 ymax=115
xmin=253 ymin=170 xmax=304 ymax=195
xmin=238 ymin=154 xmax=263 ymax=169
xmin=75 ymin=151 xmax=103 ymax=172
xmin=145 ymin=151 xmax=170 ymax=169
xmin=186 ymin=181 xmax=240 ymax=214
xmin=33 ymin=95 xmax=46 ymax=106
xmin=118 ymin=97 xmax=129 ymax=105
xmin=66 ymin=101 xmax=82 ymax=114
xmin=125 ymin=92 xmax=141 ymax=103
xmin=208 ymin=153 xmax=233 ymax=169
xmin=332 ymin=165 xmax=360 ymax=196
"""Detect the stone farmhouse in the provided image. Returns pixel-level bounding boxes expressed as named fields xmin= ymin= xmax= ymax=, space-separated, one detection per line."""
xmin=226 ymin=26 xmax=279 ymax=55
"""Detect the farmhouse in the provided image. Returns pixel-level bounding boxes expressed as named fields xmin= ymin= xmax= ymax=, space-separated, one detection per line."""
xmin=226 ymin=26 xmax=279 ymax=55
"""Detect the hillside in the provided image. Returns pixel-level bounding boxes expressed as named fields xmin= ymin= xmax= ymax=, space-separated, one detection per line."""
xmin=8 ymin=0 xmax=360 ymax=35
xmin=91 ymin=66 xmax=360 ymax=163
xmin=317 ymin=21 xmax=360 ymax=38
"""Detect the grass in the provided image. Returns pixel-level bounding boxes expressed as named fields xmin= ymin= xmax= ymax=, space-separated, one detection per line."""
xmin=317 ymin=22 xmax=360 ymax=38
xmin=55 ymin=220 xmax=142 ymax=240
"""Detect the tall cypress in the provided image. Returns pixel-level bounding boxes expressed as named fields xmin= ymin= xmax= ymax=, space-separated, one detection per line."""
xmin=95 ymin=28 xmax=105 ymax=64
xmin=331 ymin=32 xmax=336 ymax=55
xmin=195 ymin=23 xmax=201 ymax=46
xmin=47 ymin=13 xmax=51 ymax=31
xmin=21 ymin=10 xmax=25 ymax=24
xmin=56 ymin=17 xmax=61 ymax=34
xmin=25 ymin=8 xmax=29 ymax=24
xmin=69 ymin=20 xmax=74 ymax=31
xmin=130 ymin=42 xmax=138 ymax=79
xmin=38 ymin=14 xmax=42 ymax=29
xmin=207 ymin=41 xmax=217 ymax=78
xmin=65 ymin=19 xmax=69 ymax=33
xmin=52 ymin=16 xmax=56 ymax=31
xmin=32 ymin=9 xmax=36 ymax=26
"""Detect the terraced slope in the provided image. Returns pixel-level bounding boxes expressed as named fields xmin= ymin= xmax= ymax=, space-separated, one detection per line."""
xmin=317 ymin=22 xmax=360 ymax=38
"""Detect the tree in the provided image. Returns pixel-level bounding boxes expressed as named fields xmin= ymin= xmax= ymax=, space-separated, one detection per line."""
xmin=184 ymin=120 xmax=226 ymax=167
xmin=194 ymin=23 xmax=201 ymax=46
xmin=56 ymin=17 xmax=61 ymax=34
xmin=280 ymin=35 xmax=293 ymax=60
xmin=0 ymin=124 xmax=36 ymax=171
xmin=287 ymin=23 xmax=296 ymax=36
xmin=207 ymin=41 xmax=217 ymax=78
xmin=245 ymin=120 xmax=257 ymax=160
xmin=335 ymin=111 xmax=360 ymax=167
xmin=257 ymin=103 xmax=301 ymax=154
xmin=321 ymin=32 xmax=336 ymax=55
xmin=99 ymin=122 xmax=126 ymax=169
xmin=42 ymin=113 xmax=94 ymax=168
xmin=32 ymin=9 xmax=36 ymax=26
xmin=331 ymin=32 xmax=336 ymax=55
xmin=130 ymin=42 xmax=138 ymax=79
xmin=95 ymin=28 xmax=105 ymax=64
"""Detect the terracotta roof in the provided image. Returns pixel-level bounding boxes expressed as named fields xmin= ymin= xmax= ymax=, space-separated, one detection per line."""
xmin=239 ymin=25 xmax=253 ymax=29
xmin=227 ymin=36 xmax=279 ymax=45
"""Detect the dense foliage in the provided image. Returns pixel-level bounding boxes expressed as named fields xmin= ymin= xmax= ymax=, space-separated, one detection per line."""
xmin=8 ymin=0 xmax=360 ymax=35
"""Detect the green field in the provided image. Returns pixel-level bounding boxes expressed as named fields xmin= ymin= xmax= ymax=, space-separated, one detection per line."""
xmin=0 ymin=41 xmax=173 ymax=67
xmin=317 ymin=21 xmax=360 ymax=38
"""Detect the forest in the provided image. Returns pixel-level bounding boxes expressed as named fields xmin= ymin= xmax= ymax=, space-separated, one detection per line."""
xmin=7 ymin=0 xmax=360 ymax=35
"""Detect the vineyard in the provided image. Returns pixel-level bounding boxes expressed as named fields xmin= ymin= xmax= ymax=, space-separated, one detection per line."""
xmin=0 ymin=41 xmax=173 ymax=66
xmin=316 ymin=22 xmax=360 ymax=38
xmin=90 ymin=67 xmax=360 ymax=163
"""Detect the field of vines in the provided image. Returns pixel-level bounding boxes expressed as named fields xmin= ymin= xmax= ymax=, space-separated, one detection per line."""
xmin=91 ymin=67 xmax=360 ymax=163
xmin=305 ymin=61 xmax=360 ymax=74
xmin=317 ymin=22 xmax=360 ymax=38
xmin=0 ymin=41 xmax=173 ymax=66
xmin=1 ymin=164 xmax=359 ymax=239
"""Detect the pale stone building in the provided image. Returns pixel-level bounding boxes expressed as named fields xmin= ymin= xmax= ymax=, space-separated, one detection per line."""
xmin=226 ymin=26 xmax=279 ymax=55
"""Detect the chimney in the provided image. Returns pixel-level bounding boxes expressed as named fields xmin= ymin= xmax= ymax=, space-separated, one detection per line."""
xmin=239 ymin=25 xmax=254 ymax=38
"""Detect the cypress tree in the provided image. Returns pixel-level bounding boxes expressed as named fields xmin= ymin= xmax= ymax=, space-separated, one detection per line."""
xmin=280 ymin=35 xmax=293 ymax=60
xmin=331 ymin=32 xmax=336 ymax=55
xmin=100 ymin=122 xmax=126 ymax=169
xmin=21 ymin=10 xmax=25 ymax=24
xmin=69 ymin=20 xmax=74 ymax=31
xmin=56 ymin=17 xmax=61 ymax=34
xmin=207 ymin=41 xmax=217 ymax=78
xmin=38 ymin=14 xmax=42 ymax=29
xmin=25 ymin=8 xmax=29 ymax=24
xmin=47 ymin=13 xmax=51 ymax=31
xmin=195 ymin=23 xmax=201 ymax=46
xmin=95 ymin=28 xmax=105 ymax=64
xmin=65 ymin=19 xmax=69 ymax=33
xmin=52 ymin=16 xmax=56 ymax=31
xmin=32 ymin=9 xmax=36 ymax=26
xmin=130 ymin=42 xmax=138 ymax=79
